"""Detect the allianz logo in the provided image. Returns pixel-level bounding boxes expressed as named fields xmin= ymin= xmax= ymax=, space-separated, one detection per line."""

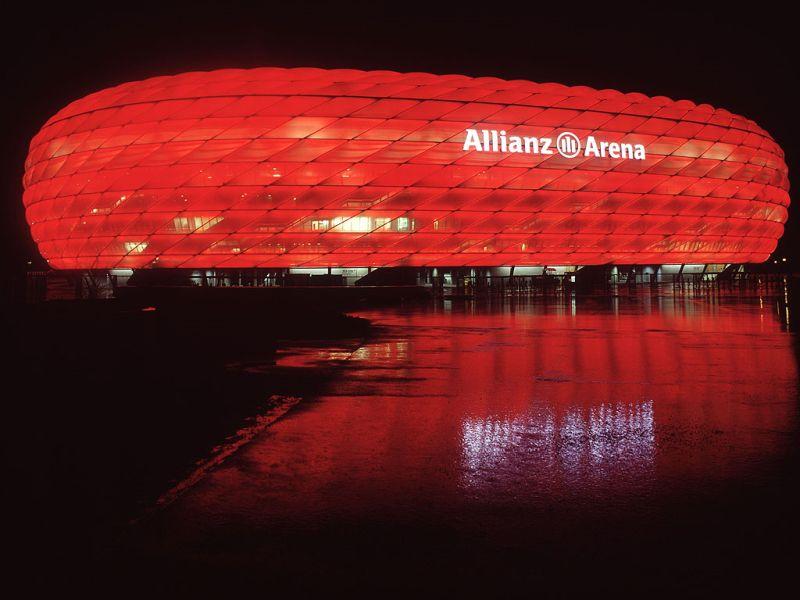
xmin=463 ymin=128 xmax=647 ymax=161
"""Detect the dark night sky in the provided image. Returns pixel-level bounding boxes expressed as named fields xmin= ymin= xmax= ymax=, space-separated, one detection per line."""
xmin=2 ymin=1 xmax=797 ymax=274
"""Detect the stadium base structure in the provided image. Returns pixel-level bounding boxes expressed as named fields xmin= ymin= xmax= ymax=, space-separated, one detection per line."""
xmin=27 ymin=262 xmax=793 ymax=303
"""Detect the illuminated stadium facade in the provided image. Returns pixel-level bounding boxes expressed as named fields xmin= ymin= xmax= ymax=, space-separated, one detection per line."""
xmin=23 ymin=67 xmax=790 ymax=281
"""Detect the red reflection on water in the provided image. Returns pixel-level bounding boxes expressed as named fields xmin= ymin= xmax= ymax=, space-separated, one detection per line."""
xmin=174 ymin=298 xmax=798 ymax=528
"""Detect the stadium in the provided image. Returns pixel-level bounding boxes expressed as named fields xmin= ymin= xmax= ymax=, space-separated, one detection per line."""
xmin=22 ymin=67 xmax=790 ymax=286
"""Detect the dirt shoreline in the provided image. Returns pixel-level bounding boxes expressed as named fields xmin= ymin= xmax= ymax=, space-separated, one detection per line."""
xmin=4 ymin=297 xmax=373 ymax=584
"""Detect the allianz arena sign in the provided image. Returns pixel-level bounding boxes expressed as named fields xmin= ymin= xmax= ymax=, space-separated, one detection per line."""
xmin=463 ymin=129 xmax=647 ymax=160
xmin=23 ymin=67 xmax=789 ymax=269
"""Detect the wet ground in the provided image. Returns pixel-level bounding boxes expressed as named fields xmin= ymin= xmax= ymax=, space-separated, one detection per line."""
xmin=6 ymin=290 xmax=800 ymax=596
xmin=121 ymin=292 xmax=799 ymax=596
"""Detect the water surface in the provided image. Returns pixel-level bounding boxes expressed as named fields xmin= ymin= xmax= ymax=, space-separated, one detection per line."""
xmin=133 ymin=294 xmax=800 ymax=594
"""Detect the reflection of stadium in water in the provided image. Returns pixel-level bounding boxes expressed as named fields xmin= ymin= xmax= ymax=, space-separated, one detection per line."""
xmin=160 ymin=297 xmax=799 ymax=533
xmin=461 ymin=400 xmax=655 ymax=491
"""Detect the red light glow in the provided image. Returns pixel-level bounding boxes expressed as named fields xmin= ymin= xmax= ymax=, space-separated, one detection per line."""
xmin=23 ymin=68 xmax=790 ymax=269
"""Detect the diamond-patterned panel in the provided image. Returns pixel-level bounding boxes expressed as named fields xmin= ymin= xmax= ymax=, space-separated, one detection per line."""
xmin=23 ymin=67 xmax=790 ymax=269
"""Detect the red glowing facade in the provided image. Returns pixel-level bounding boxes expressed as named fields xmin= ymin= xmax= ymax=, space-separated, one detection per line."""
xmin=23 ymin=68 xmax=790 ymax=269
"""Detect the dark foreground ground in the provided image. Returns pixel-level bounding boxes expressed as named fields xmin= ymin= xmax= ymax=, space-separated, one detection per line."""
xmin=4 ymin=286 xmax=800 ymax=597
